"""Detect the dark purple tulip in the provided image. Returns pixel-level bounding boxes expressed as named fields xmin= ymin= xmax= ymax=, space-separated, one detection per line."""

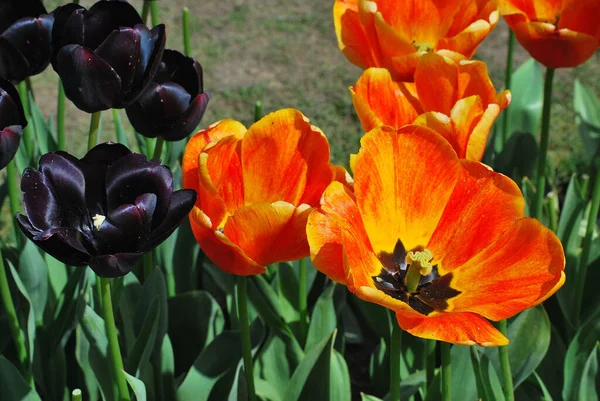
xmin=0 ymin=76 xmax=26 ymax=169
xmin=0 ymin=0 xmax=54 ymax=82
xmin=51 ymin=0 xmax=166 ymax=113
xmin=17 ymin=143 xmax=197 ymax=277
xmin=126 ymin=49 xmax=210 ymax=141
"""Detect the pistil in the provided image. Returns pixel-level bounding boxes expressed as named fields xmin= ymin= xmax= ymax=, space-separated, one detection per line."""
xmin=405 ymin=249 xmax=434 ymax=293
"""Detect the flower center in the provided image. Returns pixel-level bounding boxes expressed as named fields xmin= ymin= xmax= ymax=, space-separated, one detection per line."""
xmin=372 ymin=239 xmax=460 ymax=316
xmin=92 ymin=214 xmax=106 ymax=231
xmin=412 ymin=40 xmax=434 ymax=53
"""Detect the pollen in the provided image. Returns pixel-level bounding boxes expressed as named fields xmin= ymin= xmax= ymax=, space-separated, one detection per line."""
xmin=92 ymin=214 xmax=106 ymax=231
xmin=406 ymin=249 xmax=434 ymax=276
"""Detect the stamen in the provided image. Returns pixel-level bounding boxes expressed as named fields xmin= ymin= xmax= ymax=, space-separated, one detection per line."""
xmin=92 ymin=214 xmax=106 ymax=231
xmin=406 ymin=249 xmax=434 ymax=276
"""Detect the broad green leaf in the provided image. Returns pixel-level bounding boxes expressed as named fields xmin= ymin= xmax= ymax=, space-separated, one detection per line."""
xmin=18 ymin=241 xmax=48 ymax=325
xmin=471 ymin=347 xmax=505 ymax=401
xmin=227 ymin=365 xmax=248 ymax=401
xmin=247 ymin=275 xmax=286 ymax=332
xmin=168 ymin=291 xmax=224 ymax=376
xmin=535 ymin=324 xmax=566 ymax=400
xmin=134 ymin=268 xmax=168 ymax=357
xmin=119 ymin=274 xmax=142 ymax=352
xmin=275 ymin=262 xmax=300 ymax=323
xmin=112 ymin=109 xmax=131 ymax=147
xmin=123 ymin=370 xmax=147 ymax=401
xmin=48 ymin=267 xmax=87 ymax=349
xmin=330 ymin=349 xmax=351 ymax=401
xmin=161 ymin=335 xmax=176 ymax=401
xmin=172 ymin=220 xmax=200 ymax=294
xmin=578 ymin=343 xmax=599 ymax=401
xmin=45 ymin=254 xmax=67 ymax=301
xmin=451 ymin=345 xmax=478 ymax=401
xmin=28 ymin=92 xmax=57 ymax=155
xmin=348 ymin=296 xmax=392 ymax=342
xmin=75 ymin=325 xmax=99 ymax=401
xmin=399 ymin=370 xmax=426 ymax=399
xmin=574 ymin=79 xmax=600 ymax=159
xmin=0 ymin=355 xmax=41 ymax=401
xmin=7 ymin=260 xmax=35 ymax=366
xmin=305 ymin=283 xmax=336 ymax=351
xmin=255 ymin=333 xmax=292 ymax=399
xmin=361 ymin=394 xmax=383 ymax=401
xmin=255 ymin=378 xmax=282 ymax=401
xmin=369 ymin=338 xmax=388 ymax=396
xmin=127 ymin=298 xmax=160 ymax=376
xmin=15 ymin=140 xmax=29 ymax=172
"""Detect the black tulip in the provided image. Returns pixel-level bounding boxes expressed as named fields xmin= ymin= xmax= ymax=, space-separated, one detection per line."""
xmin=0 ymin=0 xmax=54 ymax=82
xmin=17 ymin=142 xmax=197 ymax=277
xmin=0 ymin=76 xmax=26 ymax=169
xmin=51 ymin=0 xmax=166 ymax=113
xmin=126 ymin=49 xmax=210 ymax=141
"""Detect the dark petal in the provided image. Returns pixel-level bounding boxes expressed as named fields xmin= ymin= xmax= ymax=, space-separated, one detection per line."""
xmin=0 ymin=85 xmax=24 ymax=128
xmin=144 ymin=189 xmax=197 ymax=251
xmin=96 ymin=203 xmax=145 ymax=253
xmin=125 ymin=82 xmax=191 ymax=139
xmin=0 ymin=77 xmax=26 ymax=126
xmin=81 ymin=142 xmax=132 ymax=165
xmin=51 ymin=5 xmax=85 ymax=68
xmin=0 ymin=37 xmax=28 ymax=82
xmin=164 ymin=92 xmax=210 ymax=141
xmin=2 ymin=14 xmax=54 ymax=78
xmin=84 ymin=0 xmax=142 ymax=50
xmin=0 ymin=0 xmax=47 ymax=33
xmin=128 ymin=24 xmax=165 ymax=107
xmin=0 ymin=125 xmax=22 ymax=170
xmin=17 ymin=215 xmax=91 ymax=266
xmin=160 ymin=50 xmax=203 ymax=96
xmin=57 ymin=44 xmax=122 ymax=112
xmin=21 ymin=167 xmax=60 ymax=231
xmin=135 ymin=193 xmax=158 ymax=229
xmin=88 ymin=252 xmax=142 ymax=278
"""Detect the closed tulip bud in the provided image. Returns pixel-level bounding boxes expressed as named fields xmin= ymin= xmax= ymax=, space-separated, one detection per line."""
xmin=51 ymin=0 xmax=166 ymax=113
xmin=126 ymin=49 xmax=210 ymax=141
xmin=0 ymin=76 xmax=26 ymax=169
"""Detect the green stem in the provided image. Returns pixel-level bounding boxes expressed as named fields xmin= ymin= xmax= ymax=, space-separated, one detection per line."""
xmin=574 ymin=161 xmax=600 ymax=326
xmin=57 ymin=80 xmax=66 ymax=151
xmin=501 ymin=30 xmax=515 ymax=145
xmin=0 ymin=247 xmax=32 ymax=386
xmin=87 ymin=112 xmax=101 ymax=151
xmin=143 ymin=251 xmax=153 ymax=281
xmin=237 ymin=276 xmax=256 ymax=401
xmin=99 ymin=277 xmax=131 ymax=401
xmin=548 ymin=191 xmax=559 ymax=233
xmin=141 ymin=1 xmax=151 ymax=24
xmin=150 ymin=1 xmax=159 ymax=27
xmin=182 ymin=8 xmax=191 ymax=57
xmin=441 ymin=342 xmax=452 ymax=401
xmin=7 ymin=160 xmax=21 ymax=247
xmin=425 ymin=340 xmax=436 ymax=396
xmin=298 ymin=258 xmax=308 ymax=340
xmin=71 ymin=389 xmax=82 ymax=401
xmin=389 ymin=323 xmax=402 ymax=401
xmin=152 ymin=137 xmax=164 ymax=160
xmin=532 ymin=68 xmax=555 ymax=220
xmin=17 ymin=81 xmax=34 ymax=163
xmin=254 ymin=101 xmax=263 ymax=122
xmin=498 ymin=320 xmax=514 ymax=401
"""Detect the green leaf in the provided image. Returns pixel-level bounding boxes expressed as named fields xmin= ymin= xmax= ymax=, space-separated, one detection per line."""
xmin=255 ymin=378 xmax=282 ymax=401
xmin=7 ymin=260 xmax=36 ymax=366
xmin=134 ymin=268 xmax=168 ymax=357
xmin=471 ymin=347 xmax=505 ymax=401
xmin=255 ymin=333 xmax=292 ymax=399
xmin=369 ymin=338 xmax=388 ymax=396
xmin=18 ymin=241 xmax=48 ymax=325
xmin=45 ymin=254 xmax=67 ymax=302
xmin=75 ymin=324 xmax=99 ymax=401
xmin=47 ymin=267 xmax=87 ymax=349
xmin=247 ymin=275 xmax=286 ymax=332
xmin=0 ymin=355 xmax=41 ymax=401
xmin=305 ymin=283 xmax=336 ymax=351
xmin=330 ymin=349 xmax=351 ymax=401
xmin=451 ymin=345 xmax=478 ymax=401
xmin=360 ymin=394 xmax=383 ymax=401
xmin=275 ymin=262 xmax=300 ymax=323
xmin=123 ymin=370 xmax=147 ymax=401
xmin=127 ymin=298 xmax=160 ymax=376
xmin=534 ymin=324 xmax=566 ymax=400
xmin=119 ymin=273 xmax=142 ymax=352
xmin=112 ymin=109 xmax=131 ymax=148
xmin=578 ymin=343 xmax=599 ymax=401
xmin=171 ymin=220 xmax=200 ymax=294
xmin=161 ymin=335 xmax=177 ymax=401
xmin=347 ymin=296 xmax=393 ymax=342
xmin=227 ymin=365 xmax=248 ymax=401
xmin=28 ymin=92 xmax=58 ymax=155
xmin=168 ymin=291 xmax=224 ymax=376
xmin=574 ymin=79 xmax=600 ymax=159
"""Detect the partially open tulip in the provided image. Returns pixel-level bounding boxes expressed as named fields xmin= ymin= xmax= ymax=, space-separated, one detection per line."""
xmin=307 ymin=125 xmax=565 ymax=345
xmin=182 ymin=109 xmax=345 ymax=276
xmin=51 ymin=0 xmax=165 ymax=112
xmin=501 ymin=0 xmax=600 ymax=68
xmin=126 ymin=49 xmax=210 ymax=141
xmin=351 ymin=53 xmax=510 ymax=161
xmin=17 ymin=143 xmax=197 ymax=277
xmin=0 ymin=76 xmax=26 ymax=169
xmin=0 ymin=0 xmax=54 ymax=82
xmin=334 ymin=0 xmax=499 ymax=81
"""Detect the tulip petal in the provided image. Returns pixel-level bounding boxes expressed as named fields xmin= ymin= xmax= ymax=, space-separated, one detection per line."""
xmin=414 ymin=52 xmax=459 ymax=114
xmin=463 ymin=103 xmax=500 ymax=162
xmin=242 ymin=109 xmax=334 ymax=207
xmin=57 ymin=44 xmax=122 ymax=112
xmin=457 ymin=60 xmax=508 ymax=109
xmin=20 ymin=167 xmax=60 ymax=231
xmin=0 ymin=125 xmax=22 ymax=170
xmin=0 ymin=0 xmax=47 ymax=33
xmin=165 ymin=92 xmax=209 ymax=141
xmin=83 ymin=0 xmax=142 ymax=49
xmin=145 ymin=189 xmax=197 ymax=251
xmin=558 ymin=0 xmax=600 ymax=39
xmin=189 ymin=207 xmax=265 ymax=275
xmin=158 ymin=49 xmax=202 ymax=96
xmin=0 ymin=37 xmax=29 ymax=82
xmin=448 ymin=96 xmax=487 ymax=159
xmin=447 ymin=218 xmax=565 ymax=321
xmin=97 ymin=203 xmax=145 ymax=253
xmin=0 ymin=77 xmax=26 ymax=127
xmin=138 ymin=25 xmax=166 ymax=102
xmin=223 ymin=201 xmax=312 ymax=267
xmin=88 ymin=252 xmax=143 ymax=278
xmin=438 ymin=17 xmax=497 ymax=58
xmin=354 ymin=125 xmax=460 ymax=255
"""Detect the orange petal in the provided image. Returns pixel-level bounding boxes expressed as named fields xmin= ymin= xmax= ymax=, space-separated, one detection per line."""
xmin=448 ymin=96 xmax=486 ymax=160
xmin=189 ymin=208 xmax=265 ymax=276
xmin=438 ymin=16 xmax=498 ymax=58
xmin=351 ymin=68 xmax=420 ymax=132
xmin=307 ymin=181 xmax=367 ymax=285
xmin=182 ymin=120 xmax=247 ymax=200
xmin=463 ymin=103 xmax=501 ymax=161
xmin=558 ymin=0 xmax=600 ymax=40
xmin=390 ymin=51 xmax=427 ymax=82
xmin=372 ymin=10 xmax=418 ymax=63
xmin=500 ymin=0 xmax=567 ymax=20
xmin=446 ymin=0 xmax=499 ymax=37
xmin=447 ymin=217 xmax=565 ymax=321
xmin=457 ymin=60 xmax=508 ymax=109
xmin=223 ymin=201 xmax=312 ymax=266
xmin=354 ymin=125 xmax=461 ymax=255
xmin=414 ymin=52 xmax=459 ymax=115
xmin=333 ymin=164 xmax=355 ymax=189
xmin=241 ymin=109 xmax=335 ymax=207
xmin=427 ymin=160 xmax=525 ymax=273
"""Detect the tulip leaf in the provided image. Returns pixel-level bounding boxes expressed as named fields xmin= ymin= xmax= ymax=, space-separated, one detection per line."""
xmin=471 ymin=347 xmax=505 ymax=401
xmin=123 ymin=370 xmax=147 ymax=401
xmin=574 ymin=79 xmax=600 ymax=160
xmin=112 ymin=109 xmax=131 ymax=148
xmin=15 ymin=142 xmax=29 ymax=173
xmin=535 ymin=324 xmax=567 ymax=400
xmin=127 ymin=297 xmax=160 ymax=376
xmin=161 ymin=335 xmax=177 ymax=401
xmin=275 ymin=262 xmax=300 ymax=323
xmin=451 ymin=345 xmax=479 ymax=401
xmin=6 ymin=260 xmax=36 ymax=366
xmin=28 ymin=92 xmax=58 ymax=155
xmin=361 ymin=395 xmax=383 ymax=401
xmin=18 ymin=241 xmax=48 ymax=325
xmin=581 ymin=237 xmax=600 ymax=322
xmin=348 ymin=295 xmax=393 ymax=342
xmin=369 ymin=338 xmax=388 ymax=395
xmin=247 ymin=275 xmax=287 ymax=333
xmin=255 ymin=333 xmax=293 ymax=398
xmin=578 ymin=344 xmax=599 ymax=401
xmin=255 ymin=378 xmax=283 ymax=401
xmin=227 ymin=364 xmax=248 ymax=401
xmin=134 ymin=268 xmax=168 ymax=357
xmin=119 ymin=273 xmax=142 ymax=352
xmin=305 ymin=283 xmax=336 ymax=351
xmin=0 ymin=355 xmax=41 ymax=401
xmin=75 ymin=324 xmax=100 ymax=401
xmin=330 ymin=349 xmax=351 ymax=401
xmin=45 ymin=254 xmax=67 ymax=302
xmin=167 ymin=290 xmax=224 ymax=376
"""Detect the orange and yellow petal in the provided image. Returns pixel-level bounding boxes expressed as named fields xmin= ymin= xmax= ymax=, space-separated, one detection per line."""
xmin=182 ymin=120 xmax=247 ymax=198
xmin=414 ymin=53 xmax=459 ymax=115
xmin=223 ymin=201 xmax=312 ymax=267
xmin=241 ymin=109 xmax=335 ymax=207
xmin=354 ymin=125 xmax=461 ymax=255
xmin=558 ymin=0 xmax=600 ymax=40
xmin=189 ymin=208 xmax=265 ymax=276
xmin=448 ymin=96 xmax=489 ymax=160
xmin=447 ymin=217 xmax=565 ymax=321
xmin=351 ymin=68 xmax=420 ymax=132
xmin=457 ymin=60 xmax=510 ymax=109
xmin=438 ymin=14 xmax=499 ymax=58
xmin=462 ymin=102 xmax=501 ymax=161
xmin=307 ymin=181 xmax=367 ymax=285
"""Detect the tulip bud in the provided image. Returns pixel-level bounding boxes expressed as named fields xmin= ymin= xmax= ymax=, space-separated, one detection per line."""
xmin=0 ymin=76 xmax=26 ymax=169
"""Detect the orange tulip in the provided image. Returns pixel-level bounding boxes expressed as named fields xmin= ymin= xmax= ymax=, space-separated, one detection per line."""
xmin=351 ymin=53 xmax=510 ymax=161
xmin=307 ymin=125 xmax=565 ymax=345
xmin=334 ymin=0 xmax=499 ymax=81
xmin=501 ymin=0 xmax=600 ymax=68
xmin=182 ymin=109 xmax=343 ymax=276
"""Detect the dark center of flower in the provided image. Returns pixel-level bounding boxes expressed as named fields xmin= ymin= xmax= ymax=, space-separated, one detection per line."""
xmin=372 ymin=239 xmax=460 ymax=316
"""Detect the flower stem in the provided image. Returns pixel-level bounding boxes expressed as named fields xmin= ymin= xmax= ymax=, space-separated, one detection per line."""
xmin=150 ymin=1 xmax=159 ymax=27
xmin=57 ymin=80 xmax=66 ymax=151
xmin=237 ymin=276 xmax=256 ymax=401
xmin=0 ymin=247 xmax=32 ymax=387
xmin=99 ymin=277 xmax=131 ymax=401
xmin=389 ymin=322 xmax=403 ymax=401
xmin=498 ymin=319 xmax=514 ymax=401
xmin=7 ymin=160 xmax=21 ymax=247
xmin=182 ymin=8 xmax=191 ymax=57
xmin=254 ymin=100 xmax=263 ymax=122
xmin=298 ymin=258 xmax=308 ymax=340
xmin=533 ymin=68 xmax=555 ymax=220
xmin=441 ymin=342 xmax=452 ymax=401
xmin=141 ymin=1 xmax=150 ymax=24
xmin=152 ymin=137 xmax=164 ymax=160
xmin=17 ymin=81 xmax=34 ymax=164
xmin=87 ymin=112 xmax=101 ymax=151
xmin=574 ymin=160 xmax=600 ymax=326
xmin=71 ymin=389 xmax=82 ymax=401
xmin=143 ymin=251 xmax=154 ymax=281
xmin=501 ymin=30 xmax=515 ymax=146
xmin=424 ymin=340 xmax=436 ymax=396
